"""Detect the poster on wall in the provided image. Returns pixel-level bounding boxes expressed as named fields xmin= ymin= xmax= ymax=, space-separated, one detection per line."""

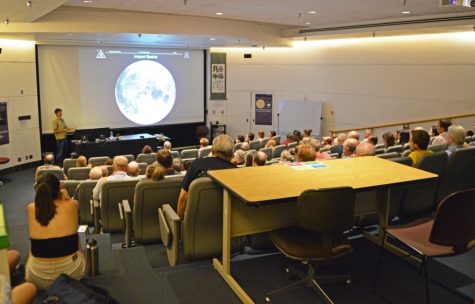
xmin=0 ymin=101 xmax=9 ymax=145
xmin=255 ymin=94 xmax=273 ymax=125
xmin=210 ymin=53 xmax=226 ymax=100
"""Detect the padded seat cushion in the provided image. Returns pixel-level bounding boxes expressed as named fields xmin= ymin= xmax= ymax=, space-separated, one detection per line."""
xmin=271 ymin=226 xmax=351 ymax=261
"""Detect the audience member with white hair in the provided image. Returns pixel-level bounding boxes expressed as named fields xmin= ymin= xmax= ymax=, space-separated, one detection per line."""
xmin=355 ymin=142 xmax=376 ymax=157
xmin=446 ymin=125 xmax=468 ymax=155
xmin=93 ymin=156 xmax=131 ymax=201
xmin=348 ymin=130 xmax=360 ymax=141
xmin=127 ymin=161 xmax=140 ymax=177
xmin=342 ymin=138 xmax=359 ymax=158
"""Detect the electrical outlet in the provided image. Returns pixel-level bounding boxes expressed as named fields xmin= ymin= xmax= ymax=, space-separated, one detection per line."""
xmin=17 ymin=157 xmax=21 ymax=162
xmin=29 ymin=155 xmax=33 ymax=159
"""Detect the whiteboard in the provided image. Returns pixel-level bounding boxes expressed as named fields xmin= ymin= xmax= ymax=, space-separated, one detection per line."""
xmin=278 ymin=100 xmax=322 ymax=137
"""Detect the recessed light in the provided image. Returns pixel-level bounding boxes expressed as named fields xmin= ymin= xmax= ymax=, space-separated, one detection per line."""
xmin=83 ymin=0 xmax=93 ymax=3
xmin=305 ymin=22 xmax=311 ymax=25
xmin=67 ymin=33 xmax=73 ymax=36
xmin=210 ymin=37 xmax=216 ymax=41
xmin=216 ymin=12 xmax=223 ymax=16
xmin=402 ymin=11 xmax=411 ymax=14
xmin=308 ymin=11 xmax=316 ymax=14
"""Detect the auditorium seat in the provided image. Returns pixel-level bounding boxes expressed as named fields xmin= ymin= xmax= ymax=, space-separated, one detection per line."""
xmin=62 ymin=158 xmax=77 ymax=175
xmin=62 ymin=180 xmax=80 ymax=198
xmin=170 ymin=151 xmax=180 ymax=159
xmin=136 ymin=153 xmax=156 ymax=165
xmin=249 ymin=140 xmax=260 ymax=150
xmin=77 ymin=180 xmax=98 ymax=225
xmin=287 ymin=142 xmax=298 ymax=150
xmin=376 ymin=152 xmax=399 ymax=159
xmin=374 ymin=148 xmax=386 ymax=155
xmin=272 ymin=135 xmax=281 ymax=145
xmin=389 ymin=156 xmax=412 ymax=166
xmin=100 ymin=179 xmax=141 ymax=233
xmin=133 ymin=176 xmax=183 ymax=244
xmin=260 ymin=147 xmax=273 ymax=161
xmin=88 ymin=156 xmax=111 ymax=167
xmin=36 ymin=169 xmax=66 ymax=181
xmin=198 ymin=147 xmax=212 ymax=158
xmin=400 ymin=149 xmax=411 ymax=157
xmin=67 ymin=167 xmax=91 ymax=180
xmin=386 ymin=145 xmax=403 ymax=153
xmin=138 ymin=162 xmax=148 ymax=175
xmin=272 ymin=145 xmax=286 ymax=159
xmin=122 ymin=154 xmax=135 ymax=163
xmin=374 ymin=143 xmax=385 ymax=150
xmin=180 ymin=149 xmax=198 ymax=159
xmin=427 ymin=143 xmax=447 ymax=153
xmin=260 ymin=138 xmax=270 ymax=149
xmin=233 ymin=143 xmax=242 ymax=152
xmin=159 ymin=177 xmax=245 ymax=266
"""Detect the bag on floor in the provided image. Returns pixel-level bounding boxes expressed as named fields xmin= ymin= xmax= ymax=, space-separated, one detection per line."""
xmin=41 ymin=273 xmax=118 ymax=304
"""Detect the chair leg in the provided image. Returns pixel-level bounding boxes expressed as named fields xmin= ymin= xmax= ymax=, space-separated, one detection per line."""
xmin=311 ymin=278 xmax=334 ymax=304
xmin=423 ymin=257 xmax=432 ymax=304
xmin=372 ymin=230 xmax=388 ymax=291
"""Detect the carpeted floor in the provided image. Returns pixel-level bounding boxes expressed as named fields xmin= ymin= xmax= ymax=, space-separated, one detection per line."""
xmin=1 ymin=168 xmax=474 ymax=303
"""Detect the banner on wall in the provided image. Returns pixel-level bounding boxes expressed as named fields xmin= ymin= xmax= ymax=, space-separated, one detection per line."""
xmin=210 ymin=53 xmax=226 ymax=100
xmin=255 ymin=94 xmax=273 ymax=125
xmin=0 ymin=101 xmax=9 ymax=145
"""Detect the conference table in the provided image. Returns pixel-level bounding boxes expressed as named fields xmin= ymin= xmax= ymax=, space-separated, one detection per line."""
xmin=208 ymin=156 xmax=438 ymax=304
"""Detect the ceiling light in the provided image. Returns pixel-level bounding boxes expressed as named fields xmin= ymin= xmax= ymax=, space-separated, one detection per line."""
xmin=67 ymin=33 xmax=73 ymax=36
xmin=216 ymin=12 xmax=224 ymax=16
xmin=402 ymin=11 xmax=411 ymax=14
xmin=210 ymin=37 xmax=216 ymax=41
xmin=4 ymin=19 xmax=9 ymax=25
xmin=308 ymin=11 xmax=316 ymax=14
xmin=83 ymin=0 xmax=93 ymax=3
xmin=305 ymin=22 xmax=311 ymax=25
xmin=26 ymin=1 xmax=32 ymax=7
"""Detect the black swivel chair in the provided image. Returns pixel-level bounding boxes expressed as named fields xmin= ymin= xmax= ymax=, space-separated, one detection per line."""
xmin=265 ymin=187 xmax=355 ymax=303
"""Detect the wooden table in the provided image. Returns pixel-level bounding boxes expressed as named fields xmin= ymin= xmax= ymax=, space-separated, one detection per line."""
xmin=208 ymin=156 xmax=438 ymax=304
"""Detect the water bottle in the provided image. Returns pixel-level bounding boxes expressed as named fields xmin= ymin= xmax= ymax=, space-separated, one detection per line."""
xmin=110 ymin=131 xmax=113 ymax=139
xmin=85 ymin=238 xmax=99 ymax=277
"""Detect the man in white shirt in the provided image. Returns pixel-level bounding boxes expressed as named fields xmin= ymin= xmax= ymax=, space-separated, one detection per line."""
xmin=92 ymin=156 xmax=131 ymax=201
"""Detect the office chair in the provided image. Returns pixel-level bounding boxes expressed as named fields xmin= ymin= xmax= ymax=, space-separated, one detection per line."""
xmin=373 ymin=188 xmax=475 ymax=304
xmin=265 ymin=187 xmax=355 ymax=303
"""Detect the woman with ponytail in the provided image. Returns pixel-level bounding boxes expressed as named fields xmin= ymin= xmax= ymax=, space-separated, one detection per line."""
xmin=26 ymin=173 xmax=85 ymax=289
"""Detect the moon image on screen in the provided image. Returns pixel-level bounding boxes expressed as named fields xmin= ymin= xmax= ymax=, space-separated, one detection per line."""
xmin=115 ymin=60 xmax=176 ymax=125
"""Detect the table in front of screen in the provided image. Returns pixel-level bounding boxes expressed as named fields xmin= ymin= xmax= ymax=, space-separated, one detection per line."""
xmin=208 ymin=156 xmax=438 ymax=304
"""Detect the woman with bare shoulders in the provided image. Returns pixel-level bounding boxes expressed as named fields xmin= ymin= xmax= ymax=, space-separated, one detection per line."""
xmin=26 ymin=173 xmax=85 ymax=289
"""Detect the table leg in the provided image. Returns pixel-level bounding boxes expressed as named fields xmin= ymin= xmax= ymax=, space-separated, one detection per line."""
xmin=213 ymin=189 xmax=254 ymax=304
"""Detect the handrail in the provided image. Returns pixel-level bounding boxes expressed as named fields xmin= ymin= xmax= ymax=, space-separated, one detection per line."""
xmin=330 ymin=112 xmax=475 ymax=134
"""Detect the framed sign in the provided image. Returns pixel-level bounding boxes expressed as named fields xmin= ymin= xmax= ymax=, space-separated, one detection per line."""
xmin=210 ymin=53 xmax=226 ymax=100
xmin=254 ymin=94 xmax=273 ymax=125
xmin=0 ymin=101 xmax=9 ymax=145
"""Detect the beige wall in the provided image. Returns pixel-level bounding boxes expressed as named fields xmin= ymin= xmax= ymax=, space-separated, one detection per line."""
xmin=211 ymin=32 xmax=475 ymax=138
xmin=0 ymin=39 xmax=41 ymax=169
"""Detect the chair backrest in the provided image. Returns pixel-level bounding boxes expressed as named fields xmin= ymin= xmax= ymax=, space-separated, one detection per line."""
xmin=198 ymin=147 xmax=212 ymax=158
xmin=470 ymin=141 xmax=475 ymax=147
xmin=62 ymin=158 xmax=77 ymax=175
xmin=272 ymin=145 xmax=286 ymax=159
xmin=375 ymin=148 xmax=386 ymax=155
xmin=260 ymin=138 xmax=270 ymax=149
xmin=403 ymin=143 xmax=410 ymax=151
xmin=182 ymin=177 xmax=244 ymax=259
xmin=37 ymin=169 xmax=66 ymax=181
xmin=170 ymin=150 xmax=180 ymax=159
xmin=436 ymin=147 xmax=475 ymax=204
xmin=428 ymin=144 xmax=447 ymax=153
xmin=386 ymin=145 xmax=403 ymax=153
xmin=260 ymin=147 xmax=273 ymax=161
xmin=180 ymin=149 xmax=198 ymax=159
xmin=100 ymin=179 xmax=141 ymax=233
xmin=400 ymin=149 xmax=411 ymax=157
xmin=67 ymin=167 xmax=91 ymax=180
xmin=417 ymin=151 xmax=448 ymax=176
xmin=430 ymin=188 xmax=475 ymax=252
xmin=89 ymin=156 xmax=111 ymax=167
xmin=62 ymin=180 xmax=81 ymax=198
xmin=374 ymin=143 xmax=385 ymax=150
xmin=233 ymin=143 xmax=242 ymax=152
xmin=465 ymin=135 xmax=473 ymax=144
xmin=138 ymin=162 xmax=148 ymax=175
xmin=77 ymin=180 xmax=98 ymax=225
xmin=297 ymin=187 xmax=355 ymax=233
xmin=249 ymin=140 xmax=260 ymax=151
xmin=133 ymin=176 xmax=183 ymax=244
xmin=287 ymin=142 xmax=298 ymax=150
xmin=136 ymin=153 xmax=156 ymax=165
xmin=389 ymin=156 xmax=412 ymax=166
xmin=376 ymin=152 xmax=399 ymax=159
xmin=122 ymin=154 xmax=135 ymax=163
xmin=272 ymin=135 xmax=281 ymax=145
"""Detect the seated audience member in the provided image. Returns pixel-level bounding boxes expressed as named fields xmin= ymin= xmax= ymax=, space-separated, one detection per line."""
xmin=163 ymin=141 xmax=172 ymax=151
xmin=257 ymin=130 xmax=265 ymax=140
xmin=103 ymin=159 xmax=113 ymax=166
xmin=145 ymin=164 xmax=165 ymax=181
xmin=446 ymin=125 xmax=468 ymax=155
xmin=467 ymin=122 xmax=475 ymax=137
xmin=70 ymin=152 xmax=79 ymax=159
xmin=362 ymin=129 xmax=373 ymax=142
xmin=199 ymin=137 xmax=209 ymax=149
xmin=342 ymin=138 xmax=359 ymax=158
xmin=355 ymin=142 xmax=376 ymax=157
xmin=265 ymin=139 xmax=276 ymax=148
xmin=26 ymin=173 xmax=86 ymax=289
xmin=348 ymin=130 xmax=360 ymax=141
xmin=367 ymin=136 xmax=378 ymax=146
xmin=157 ymin=149 xmax=180 ymax=175
xmin=282 ymin=133 xmax=295 ymax=146
xmin=236 ymin=134 xmax=245 ymax=143
xmin=309 ymin=138 xmax=330 ymax=160
xmin=303 ymin=129 xmax=312 ymax=138
xmin=99 ymin=165 xmax=109 ymax=177
xmin=127 ymin=161 xmax=140 ymax=177
xmin=246 ymin=132 xmax=255 ymax=142
xmin=432 ymin=119 xmax=452 ymax=145
xmin=398 ymin=129 xmax=410 ymax=146
xmin=35 ymin=153 xmax=66 ymax=181
xmin=8 ymin=249 xmax=37 ymax=304
xmin=408 ymin=129 xmax=432 ymax=166
xmin=253 ymin=151 xmax=267 ymax=166
xmin=89 ymin=166 xmax=103 ymax=180
xmin=293 ymin=130 xmax=303 ymax=142
xmin=240 ymin=142 xmax=250 ymax=151
xmin=382 ymin=132 xmax=396 ymax=149
xmin=141 ymin=144 xmax=153 ymax=154
xmin=182 ymin=159 xmax=193 ymax=171
xmin=429 ymin=125 xmax=439 ymax=137
xmin=330 ymin=133 xmax=347 ymax=158
xmin=172 ymin=158 xmax=184 ymax=172
xmin=93 ymin=156 xmax=131 ymax=201
xmin=280 ymin=150 xmax=294 ymax=163
xmin=233 ymin=149 xmax=246 ymax=166
xmin=177 ymin=135 xmax=236 ymax=219
xmin=322 ymin=137 xmax=333 ymax=149
xmin=268 ymin=130 xmax=277 ymax=138
xmin=296 ymin=144 xmax=316 ymax=162
xmin=76 ymin=155 xmax=89 ymax=168
xmin=245 ymin=150 xmax=257 ymax=167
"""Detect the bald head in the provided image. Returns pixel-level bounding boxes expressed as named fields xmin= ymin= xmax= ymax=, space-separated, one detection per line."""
xmin=112 ymin=156 xmax=128 ymax=173
xmin=356 ymin=142 xmax=376 ymax=157
xmin=127 ymin=161 xmax=140 ymax=177
xmin=348 ymin=131 xmax=360 ymax=141
xmin=89 ymin=166 xmax=103 ymax=180
xmin=163 ymin=141 xmax=172 ymax=150
xmin=253 ymin=151 xmax=267 ymax=166
xmin=343 ymin=138 xmax=359 ymax=157
xmin=44 ymin=153 xmax=54 ymax=165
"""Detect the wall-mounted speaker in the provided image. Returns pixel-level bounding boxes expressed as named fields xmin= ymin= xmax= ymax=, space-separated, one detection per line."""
xmin=244 ymin=53 xmax=252 ymax=59
xmin=18 ymin=115 xmax=31 ymax=121
xmin=0 ymin=48 xmax=2 ymax=54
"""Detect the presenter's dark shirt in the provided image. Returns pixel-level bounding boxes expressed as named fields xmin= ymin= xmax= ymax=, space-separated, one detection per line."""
xmin=181 ymin=157 xmax=236 ymax=191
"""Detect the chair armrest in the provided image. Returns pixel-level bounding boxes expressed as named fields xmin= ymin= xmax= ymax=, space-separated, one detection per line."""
xmin=158 ymin=204 xmax=180 ymax=266
xmin=119 ymin=200 xmax=135 ymax=248
xmin=91 ymin=199 xmax=101 ymax=234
